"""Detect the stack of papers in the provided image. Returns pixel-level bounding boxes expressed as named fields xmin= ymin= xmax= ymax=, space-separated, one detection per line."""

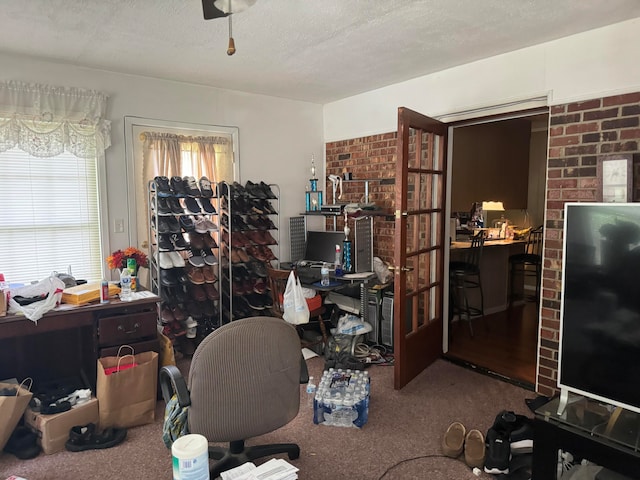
xmin=220 ymin=459 xmax=299 ymax=480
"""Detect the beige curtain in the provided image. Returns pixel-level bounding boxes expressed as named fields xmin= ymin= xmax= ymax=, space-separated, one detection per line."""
xmin=141 ymin=132 xmax=229 ymax=184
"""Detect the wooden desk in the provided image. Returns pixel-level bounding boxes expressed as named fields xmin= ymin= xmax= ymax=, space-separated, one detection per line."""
xmin=449 ymin=239 xmax=526 ymax=313
xmin=0 ymin=295 xmax=160 ymax=390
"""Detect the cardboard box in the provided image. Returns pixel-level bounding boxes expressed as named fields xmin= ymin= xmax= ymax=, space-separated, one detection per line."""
xmin=62 ymin=283 xmax=120 ymax=305
xmin=24 ymin=397 xmax=99 ymax=454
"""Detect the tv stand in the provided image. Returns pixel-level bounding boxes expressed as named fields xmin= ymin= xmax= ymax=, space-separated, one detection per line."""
xmin=557 ymin=388 xmax=586 ymax=415
xmin=534 ymin=396 xmax=640 ymax=479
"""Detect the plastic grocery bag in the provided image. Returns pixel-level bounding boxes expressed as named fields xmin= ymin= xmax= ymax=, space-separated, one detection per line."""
xmin=282 ymin=270 xmax=310 ymax=325
xmin=8 ymin=276 xmax=65 ymax=323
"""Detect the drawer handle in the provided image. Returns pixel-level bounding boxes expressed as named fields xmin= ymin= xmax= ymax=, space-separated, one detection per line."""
xmin=117 ymin=323 xmax=140 ymax=334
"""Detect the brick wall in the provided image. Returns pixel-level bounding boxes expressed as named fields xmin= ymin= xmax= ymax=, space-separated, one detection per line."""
xmin=325 ymin=133 xmax=397 ymax=263
xmin=539 ymin=92 xmax=640 ymax=396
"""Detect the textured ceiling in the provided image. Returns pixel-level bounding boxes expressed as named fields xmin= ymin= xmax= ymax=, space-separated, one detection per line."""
xmin=1 ymin=0 xmax=639 ymax=103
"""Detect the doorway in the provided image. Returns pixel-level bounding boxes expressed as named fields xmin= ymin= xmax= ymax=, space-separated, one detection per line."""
xmin=445 ymin=111 xmax=549 ymax=387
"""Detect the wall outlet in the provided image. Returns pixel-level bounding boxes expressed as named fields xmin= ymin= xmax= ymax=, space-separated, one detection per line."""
xmin=114 ymin=218 xmax=125 ymax=233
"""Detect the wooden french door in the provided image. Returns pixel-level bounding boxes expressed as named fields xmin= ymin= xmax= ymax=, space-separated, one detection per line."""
xmin=392 ymin=107 xmax=448 ymax=389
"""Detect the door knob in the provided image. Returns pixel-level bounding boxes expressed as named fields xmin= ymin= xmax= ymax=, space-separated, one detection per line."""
xmin=388 ymin=265 xmax=414 ymax=272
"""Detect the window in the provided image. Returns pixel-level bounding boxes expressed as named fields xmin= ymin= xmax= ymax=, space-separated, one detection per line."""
xmin=0 ymin=81 xmax=111 ymax=285
xmin=0 ymin=148 xmax=103 ymax=283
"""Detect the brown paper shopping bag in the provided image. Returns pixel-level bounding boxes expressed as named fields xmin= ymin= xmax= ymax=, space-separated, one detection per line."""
xmin=97 ymin=346 xmax=158 ymax=429
xmin=0 ymin=378 xmax=33 ymax=450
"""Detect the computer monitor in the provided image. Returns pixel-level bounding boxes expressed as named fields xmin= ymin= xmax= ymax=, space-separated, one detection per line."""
xmin=304 ymin=231 xmax=345 ymax=264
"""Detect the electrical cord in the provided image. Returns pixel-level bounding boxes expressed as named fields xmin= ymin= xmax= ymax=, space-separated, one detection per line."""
xmin=378 ymin=454 xmax=462 ymax=479
xmin=353 ymin=342 xmax=394 ymax=365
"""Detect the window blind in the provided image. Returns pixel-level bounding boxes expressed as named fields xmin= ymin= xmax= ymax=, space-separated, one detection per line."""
xmin=0 ymin=148 xmax=103 ymax=284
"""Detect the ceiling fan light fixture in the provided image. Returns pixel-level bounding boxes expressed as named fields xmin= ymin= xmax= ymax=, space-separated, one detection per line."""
xmin=227 ymin=14 xmax=236 ymax=56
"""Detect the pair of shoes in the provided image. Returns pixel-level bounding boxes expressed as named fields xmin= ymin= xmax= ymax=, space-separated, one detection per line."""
xmin=65 ymin=423 xmax=127 ymax=452
xmin=3 ymin=426 xmax=41 ymax=459
xmin=441 ymin=422 xmax=485 ymax=468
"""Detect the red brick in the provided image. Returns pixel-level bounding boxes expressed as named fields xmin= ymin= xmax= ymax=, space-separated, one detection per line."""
xmin=567 ymin=99 xmax=601 ymax=112
xmin=549 ymin=135 xmax=580 ymax=147
xmin=621 ymin=128 xmax=640 ymax=140
xmin=565 ymin=122 xmax=599 ymax=134
xmin=602 ymin=92 xmax=640 ymax=106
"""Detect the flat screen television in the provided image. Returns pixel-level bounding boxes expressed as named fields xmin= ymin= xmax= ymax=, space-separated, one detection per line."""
xmin=558 ymin=202 xmax=640 ymax=414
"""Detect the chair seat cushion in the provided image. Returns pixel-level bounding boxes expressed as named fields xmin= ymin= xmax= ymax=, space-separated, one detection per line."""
xmin=509 ymin=253 xmax=541 ymax=265
xmin=449 ymin=261 xmax=479 ymax=274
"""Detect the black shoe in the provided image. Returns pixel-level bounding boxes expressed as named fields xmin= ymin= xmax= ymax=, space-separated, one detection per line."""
xmin=180 ymin=216 xmax=196 ymax=232
xmin=154 ymin=176 xmax=172 ymax=197
xmin=160 ymin=269 xmax=178 ymax=287
xmin=491 ymin=410 xmax=518 ymax=435
xmin=245 ymin=292 xmax=266 ymax=310
xmin=167 ymin=216 xmax=181 ymax=234
xmin=510 ymin=416 xmax=534 ymax=454
xmin=186 ymin=249 xmax=206 ymax=267
xmin=184 ymin=197 xmax=202 ymax=214
xmin=167 ymin=196 xmax=184 ymax=215
xmin=245 ymin=180 xmax=267 ymax=199
xmin=199 ymin=198 xmax=217 ymax=214
xmin=170 ymin=233 xmax=188 ymax=249
xmin=65 ymin=423 xmax=127 ymax=452
xmin=484 ymin=428 xmax=511 ymax=475
xmin=154 ymin=196 xmax=171 ymax=214
xmin=154 ymin=216 xmax=171 ymax=234
xmin=3 ymin=426 xmax=41 ymax=459
xmin=158 ymin=234 xmax=173 ymax=251
xmin=170 ymin=176 xmax=187 ymax=197
xmin=260 ymin=181 xmax=277 ymax=199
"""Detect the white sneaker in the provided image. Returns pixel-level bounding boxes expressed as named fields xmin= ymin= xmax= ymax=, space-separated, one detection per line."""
xmin=168 ymin=251 xmax=186 ymax=268
xmin=158 ymin=252 xmax=173 ymax=269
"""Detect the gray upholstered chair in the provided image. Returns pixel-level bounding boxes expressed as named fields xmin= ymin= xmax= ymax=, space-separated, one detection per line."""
xmin=160 ymin=316 xmax=303 ymax=478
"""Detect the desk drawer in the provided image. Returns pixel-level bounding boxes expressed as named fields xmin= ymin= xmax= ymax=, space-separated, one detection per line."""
xmin=98 ymin=311 xmax=157 ymax=347
xmin=99 ymin=338 xmax=160 ymax=357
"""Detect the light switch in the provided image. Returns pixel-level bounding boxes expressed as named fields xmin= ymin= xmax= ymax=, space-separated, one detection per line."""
xmin=114 ymin=218 xmax=125 ymax=233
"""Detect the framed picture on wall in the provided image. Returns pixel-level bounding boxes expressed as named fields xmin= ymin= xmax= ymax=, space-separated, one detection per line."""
xmin=597 ymin=154 xmax=633 ymax=203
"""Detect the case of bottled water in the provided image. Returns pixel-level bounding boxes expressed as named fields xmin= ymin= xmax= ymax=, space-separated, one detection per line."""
xmin=312 ymin=368 xmax=370 ymax=428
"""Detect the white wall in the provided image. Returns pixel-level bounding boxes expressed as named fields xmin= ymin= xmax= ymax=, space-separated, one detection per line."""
xmin=0 ymin=52 xmax=324 ymax=263
xmin=323 ymin=18 xmax=640 ymax=141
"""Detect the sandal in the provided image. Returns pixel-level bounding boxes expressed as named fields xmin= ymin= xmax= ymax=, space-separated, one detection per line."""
xmin=65 ymin=423 xmax=127 ymax=452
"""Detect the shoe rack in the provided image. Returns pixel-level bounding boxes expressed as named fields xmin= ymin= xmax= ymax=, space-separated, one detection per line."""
xmin=218 ymin=181 xmax=280 ymax=323
xmin=147 ymin=176 xmax=222 ymax=353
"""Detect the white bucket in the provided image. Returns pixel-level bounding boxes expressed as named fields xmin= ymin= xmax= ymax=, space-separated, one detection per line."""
xmin=172 ymin=434 xmax=210 ymax=480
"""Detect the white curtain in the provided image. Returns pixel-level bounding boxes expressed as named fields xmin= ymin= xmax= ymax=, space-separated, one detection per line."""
xmin=0 ymin=80 xmax=111 ymax=158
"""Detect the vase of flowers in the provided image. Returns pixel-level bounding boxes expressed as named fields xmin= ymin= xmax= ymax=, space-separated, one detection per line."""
xmin=106 ymin=247 xmax=149 ymax=273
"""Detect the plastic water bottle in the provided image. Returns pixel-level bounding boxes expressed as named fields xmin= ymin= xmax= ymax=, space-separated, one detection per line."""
xmin=120 ymin=268 xmax=132 ymax=302
xmin=321 ymin=262 xmax=330 ymax=286
xmin=306 ymin=376 xmax=316 ymax=406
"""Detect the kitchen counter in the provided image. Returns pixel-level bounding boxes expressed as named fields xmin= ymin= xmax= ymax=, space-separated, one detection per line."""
xmin=449 ymin=238 xmax=527 ymax=313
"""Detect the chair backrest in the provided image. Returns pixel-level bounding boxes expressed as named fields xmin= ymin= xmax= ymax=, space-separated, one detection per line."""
xmin=187 ymin=316 xmax=301 ymax=442
xmin=463 ymin=231 xmax=486 ymax=267
xmin=266 ymin=266 xmax=293 ymax=318
xmin=526 ymin=225 xmax=544 ymax=258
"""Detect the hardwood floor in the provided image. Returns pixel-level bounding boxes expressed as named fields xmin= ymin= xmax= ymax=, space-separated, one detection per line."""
xmin=445 ymin=302 xmax=539 ymax=387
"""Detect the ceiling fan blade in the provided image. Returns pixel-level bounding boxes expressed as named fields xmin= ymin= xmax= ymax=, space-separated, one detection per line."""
xmin=202 ymin=0 xmax=228 ymax=19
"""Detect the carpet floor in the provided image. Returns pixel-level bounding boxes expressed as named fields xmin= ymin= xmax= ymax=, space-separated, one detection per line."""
xmin=0 ymin=357 xmax=535 ymax=479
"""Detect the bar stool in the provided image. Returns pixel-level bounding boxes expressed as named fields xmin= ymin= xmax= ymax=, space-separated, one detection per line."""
xmin=508 ymin=225 xmax=543 ymax=308
xmin=449 ymin=231 xmax=485 ymax=337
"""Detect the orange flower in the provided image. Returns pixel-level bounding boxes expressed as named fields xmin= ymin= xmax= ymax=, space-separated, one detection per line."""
xmin=106 ymin=247 xmax=148 ymax=270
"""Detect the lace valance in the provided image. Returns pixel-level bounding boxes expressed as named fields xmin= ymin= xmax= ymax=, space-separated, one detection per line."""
xmin=0 ymin=81 xmax=111 ymax=158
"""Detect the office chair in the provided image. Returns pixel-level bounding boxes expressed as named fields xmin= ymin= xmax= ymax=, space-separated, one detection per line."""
xmin=266 ymin=266 xmax=328 ymax=351
xmin=449 ymin=231 xmax=486 ymax=337
xmin=508 ymin=225 xmax=544 ymax=308
xmin=159 ymin=316 xmax=302 ymax=478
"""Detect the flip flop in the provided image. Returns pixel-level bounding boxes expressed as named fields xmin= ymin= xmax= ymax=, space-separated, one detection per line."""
xmin=65 ymin=423 xmax=127 ymax=452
